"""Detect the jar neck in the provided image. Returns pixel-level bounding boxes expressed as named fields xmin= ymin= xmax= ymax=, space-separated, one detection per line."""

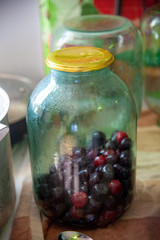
xmin=50 ymin=67 xmax=110 ymax=83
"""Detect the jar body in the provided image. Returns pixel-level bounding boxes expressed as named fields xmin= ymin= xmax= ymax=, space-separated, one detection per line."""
xmin=51 ymin=14 xmax=142 ymax=117
xmin=140 ymin=5 xmax=160 ymax=121
xmin=27 ymin=67 xmax=137 ymax=227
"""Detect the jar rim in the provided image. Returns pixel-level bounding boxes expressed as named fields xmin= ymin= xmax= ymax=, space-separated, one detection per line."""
xmin=45 ymin=46 xmax=114 ymax=72
xmin=64 ymin=14 xmax=132 ymax=33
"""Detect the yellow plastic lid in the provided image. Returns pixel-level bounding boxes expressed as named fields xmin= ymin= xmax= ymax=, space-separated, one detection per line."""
xmin=45 ymin=46 xmax=114 ymax=72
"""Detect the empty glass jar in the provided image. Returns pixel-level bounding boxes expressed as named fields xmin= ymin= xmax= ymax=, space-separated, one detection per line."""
xmin=27 ymin=47 xmax=137 ymax=227
xmin=140 ymin=4 xmax=160 ymax=124
xmin=51 ymin=14 xmax=143 ymax=117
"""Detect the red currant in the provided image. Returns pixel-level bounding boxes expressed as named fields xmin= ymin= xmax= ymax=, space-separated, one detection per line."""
xmin=72 ymin=192 xmax=88 ymax=208
xmin=94 ymin=155 xmax=106 ymax=167
xmin=116 ymin=131 xmax=128 ymax=143
xmin=108 ymin=179 xmax=123 ymax=196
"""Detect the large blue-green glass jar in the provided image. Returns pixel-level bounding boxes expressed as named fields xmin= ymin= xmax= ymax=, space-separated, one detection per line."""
xmin=27 ymin=47 xmax=137 ymax=228
xmin=51 ymin=14 xmax=143 ymax=118
xmin=140 ymin=4 xmax=160 ymax=125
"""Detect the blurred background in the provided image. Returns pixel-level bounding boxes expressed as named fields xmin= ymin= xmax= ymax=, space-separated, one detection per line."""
xmin=0 ymin=0 xmax=160 ymax=86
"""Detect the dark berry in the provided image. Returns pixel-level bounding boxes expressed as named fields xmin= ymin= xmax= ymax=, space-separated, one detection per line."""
xmin=119 ymin=150 xmax=131 ymax=167
xmin=37 ymin=184 xmax=50 ymax=200
xmin=105 ymin=152 xmax=118 ymax=165
xmin=78 ymin=169 xmax=89 ymax=181
xmin=119 ymin=137 xmax=132 ymax=150
xmin=87 ymin=149 xmax=97 ymax=160
xmin=104 ymin=195 xmax=117 ymax=210
xmin=104 ymin=210 xmax=117 ymax=221
xmin=110 ymin=132 xmax=119 ymax=148
xmin=70 ymin=206 xmax=84 ymax=219
xmin=105 ymin=139 xmax=117 ymax=150
xmin=87 ymin=163 xmax=95 ymax=174
xmin=94 ymin=155 xmax=106 ymax=167
xmin=52 ymin=202 xmax=66 ymax=217
xmin=102 ymin=164 xmax=115 ymax=182
xmin=92 ymin=183 xmax=108 ymax=198
xmin=50 ymin=187 xmax=64 ymax=202
xmin=72 ymin=147 xmax=86 ymax=158
xmin=103 ymin=149 xmax=115 ymax=157
xmin=108 ymin=180 xmax=123 ymax=196
xmin=113 ymin=163 xmax=130 ymax=180
xmin=36 ymin=174 xmax=49 ymax=185
xmin=116 ymin=131 xmax=128 ymax=143
xmin=92 ymin=131 xmax=106 ymax=149
xmin=79 ymin=182 xmax=88 ymax=193
xmin=89 ymin=172 xmax=101 ymax=186
xmin=64 ymin=190 xmax=73 ymax=207
xmin=72 ymin=192 xmax=88 ymax=208
xmin=49 ymin=172 xmax=63 ymax=188
xmin=85 ymin=195 xmax=102 ymax=214
xmin=99 ymin=149 xmax=105 ymax=155
xmin=95 ymin=214 xmax=106 ymax=227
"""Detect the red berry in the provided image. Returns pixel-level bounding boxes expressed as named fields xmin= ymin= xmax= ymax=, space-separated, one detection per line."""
xmin=72 ymin=192 xmax=88 ymax=208
xmin=104 ymin=210 xmax=117 ymax=221
xmin=94 ymin=155 xmax=106 ymax=167
xmin=108 ymin=180 xmax=123 ymax=196
xmin=70 ymin=206 xmax=84 ymax=219
xmin=116 ymin=131 xmax=128 ymax=143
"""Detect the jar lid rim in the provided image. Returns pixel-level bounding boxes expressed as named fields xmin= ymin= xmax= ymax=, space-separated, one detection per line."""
xmin=45 ymin=47 xmax=114 ymax=72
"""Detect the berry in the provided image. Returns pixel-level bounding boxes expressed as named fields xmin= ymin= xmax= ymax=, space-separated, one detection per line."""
xmin=87 ymin=149 xmax=97 ymax=160
xmin=70 ymin=206 xmax=84 ymax=219
xmin=92 ymin=131 xmax=106 ymax=149
xmin=116 ymin=131 xmax=128 ymax=143
xmin=78 ymin=169 xmax=89 ymax=181
xmin=50 ymin=187 xmax=64 ymax=202
xmin=103 ymin=149 xmax=115 ymax=157
xmin=85 ymin=195 xmax=102 ymax=214
xmin=92 ymin=183 xmax=108 ymax=198
xmin=72 ymin=192 xmax=88 ymax=208
xmin=113 ymin=163 xmax=130 ymax=180
xmin=105 ymin=152 xmax=118 ymax=165
xmin=89 ymin=172 xmax=101 ymax=186
xmin=104 ymin=210 xmax=117 ymax=221
xmin=72 ymin=147 xmax=86 ymax=158
xmin=94 ymin=155 xmax=106 ymax=167
xmin=119 ymin=137 xmax=132 ymax=150
xmin=37 ymin=184 xmax=50 ymax=200
xmin=108 ymin=180 xmax=123 ymax=196
xmin=119 ymin=150 xmax=131 ymax=167
xmin=102 ymin=164 xmax=114 ymax=182
xmin=105 ymin=139 xmax=117 ymax=150
xmin=79 ymin=182 xmax=88 ymax=193
xmin=104 ymin=195 xmax=117 ymax=210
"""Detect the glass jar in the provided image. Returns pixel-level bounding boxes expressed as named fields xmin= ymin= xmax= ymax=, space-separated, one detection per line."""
xmin=50 ymin=14 xmax=143 ymax=117
xmin=140 ymin=4 xmax=160 ymax=124
xmin=27 ymin=47 xmax=137 ymax=227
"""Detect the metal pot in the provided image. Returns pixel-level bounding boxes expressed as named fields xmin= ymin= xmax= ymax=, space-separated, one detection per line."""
xmin=0 ymin=87 xmax=16 ymax=229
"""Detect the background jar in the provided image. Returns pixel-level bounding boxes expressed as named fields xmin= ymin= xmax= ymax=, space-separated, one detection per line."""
xmin=140 ymin=4 xmax=160 ymax=125
xmin=27 ymin=47 xmax=137 ymax=227
xmin=0 ymin=88 xmax=16 ymax=230
xmin=51 ymin=14 xmax=143 ymax=118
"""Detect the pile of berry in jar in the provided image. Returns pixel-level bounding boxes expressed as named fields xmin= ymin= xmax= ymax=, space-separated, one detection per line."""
xmin=35 ymin=131 xmax=135 ymax=227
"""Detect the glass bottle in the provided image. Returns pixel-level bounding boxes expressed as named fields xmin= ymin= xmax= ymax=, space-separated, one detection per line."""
xmin=50 ymin=14 xmax=143 ymax=117
xmin=27 ymin=47 xmax=137 ymax=227
xmin=140 ymin=4 xmax=160 ymax=124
